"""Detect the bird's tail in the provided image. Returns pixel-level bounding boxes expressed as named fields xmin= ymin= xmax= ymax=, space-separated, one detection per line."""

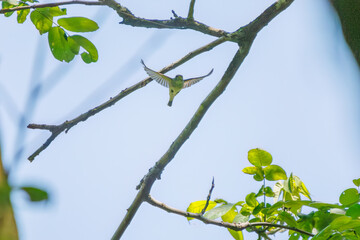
xmin=168 ymin=100 xmax=173 ymax=107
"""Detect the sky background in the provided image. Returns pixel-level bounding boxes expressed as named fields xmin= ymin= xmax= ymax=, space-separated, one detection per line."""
xmin=1 ymin=0 xmax=360 ymax=239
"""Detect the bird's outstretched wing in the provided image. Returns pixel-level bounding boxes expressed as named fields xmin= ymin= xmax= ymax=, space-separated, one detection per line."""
xmin=183 ymin=69 xmax=213 ymax=88
xmin=141 ymin=60 xmax=170 ymax=88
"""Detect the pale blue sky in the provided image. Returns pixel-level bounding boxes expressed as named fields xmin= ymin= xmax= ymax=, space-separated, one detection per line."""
xmin=1 ymin=0 xmax=360 ymax=239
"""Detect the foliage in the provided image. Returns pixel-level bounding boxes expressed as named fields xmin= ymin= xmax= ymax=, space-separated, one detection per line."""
xmin=1 ymin=1 xmax=99 ymax=63
xmin=0 ymin=145 xmax=49 ymax=239
xmin=187 ymin=149 xmax=360 ymax=239
xmin=330 ymin=0 xmax=360 ymax=67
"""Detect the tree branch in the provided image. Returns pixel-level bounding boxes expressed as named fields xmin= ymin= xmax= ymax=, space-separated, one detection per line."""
xmin=27 ymin=37 xmax=228 ymax=162
xmin=100 ymin=0 xmax=227 ymax=38
xmin=112 ymin=41 xmax=251 ymax=240
xmin=201 ymin=177 xmax=215 ymax=214
xmin=0 ymin=0 xmax=104 ymax=14
xmin=111 ymin=1 xmax=296 ymax=239
xmin=146 ymin=195 xmax=315 ymax=237
xmin=187 ymin=0 xmax=196 ymax=20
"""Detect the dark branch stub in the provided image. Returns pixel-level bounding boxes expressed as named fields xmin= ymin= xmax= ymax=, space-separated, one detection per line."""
xmin=201 ymin=177 xmax=215 ymax=214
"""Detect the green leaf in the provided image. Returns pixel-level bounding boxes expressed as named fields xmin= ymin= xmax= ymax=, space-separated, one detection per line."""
xmin=17 ymin=8 xmax=30 ymax=23
xmin=346 ymin=204 xmax=360 ymax=219
xmin=245 ymin=192 xmax=258 ymax=207
xmin=186 ymin=200 xmax=217 ymax=220
xmin=49 ymin=7 xmax=66 ymax=16
xmin=353 ymin=178 xmax=360 ymax=187
xmin=264 ymin=186 xmax=275 ymax=197
xmin=248 ymin=148 xmax=272 ymax=167
xmin=2 ymin=2 xmax=15 ymax=17
xmin=242 ymin=166 xmax=264 ymax=181
xmin=30 ymin=8 xmax=53 ymax=34
xmin=48 ymin=27 xmax=76 ymax=62
xmin=278 ymin=211 xmax=297 ymax=227
xmin=204 ymin=203 xmax=234 ymax=220
xmin=228 ymin=229 xmax=244 ymax=240
xmin=264 ymin=165 xmax=287 ymax=181
xmin=21 ymin=186 xmax=48 ymax=202
xmin=70 ymin=35 xmax=98 ymax=63
xmin=58 ymin=17 xmax=99 ymax=32
xmin=339 ymin=188 xmax=360 ymax=206
xmin=233 ymin=213 xmax=249 ymax=223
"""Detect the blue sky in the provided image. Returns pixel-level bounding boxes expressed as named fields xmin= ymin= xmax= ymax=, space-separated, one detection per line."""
xmin=1 ymin=0 xmax=360 ymax=239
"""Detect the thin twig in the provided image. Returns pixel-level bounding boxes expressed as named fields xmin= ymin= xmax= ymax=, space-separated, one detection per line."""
xmin=187 ymin=0 xmax=196 ymax=20
xmin=201 ymin=177 xmax=215 ymax=214
xmin=27 ymin=37 xmax=228 ymax=161
xmin=0 ymin=0 xmax=104 ymax=13
xmin=146 ymin=195 xmax=314 ymax=237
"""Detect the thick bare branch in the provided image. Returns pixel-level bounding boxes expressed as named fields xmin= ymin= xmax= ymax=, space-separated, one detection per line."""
xmin=146 ymin=195 xmax=315 ymax=237
xmin=27 ymin=37 xmax=228 ymax=161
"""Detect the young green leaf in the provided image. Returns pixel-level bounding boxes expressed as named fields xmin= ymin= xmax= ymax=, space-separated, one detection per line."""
xmin=49 ymin=6 xmax=66 ymax=16
xmin=30 ymin=8 xmax=53 ymax=34
xmin=278 ymin=211 xmax=297 ymax=227
xmin=346 ymin=204 xmax=360 ymax=219
xmin=186 ymin=200 xmax=217 ymax=220
xmin=228 ymin=229 xmax=244 ymax=240
xmin=48 ymin=27 xmax=76 ymax=62
xmin=247 ymin=148 xmax=272 ymax=167
xmin=353 ymin=178 xmax=360 ymax=187
xmin=2 ymin=2 xmax=15 ymax=17
xmin=339 ymin=188 xmax=360 ymax=206
xmin=17 ymin=7 xmax=30 ymax=23
xmin=264 ymin=165 xmax=287 ymax=181
xmin=58 ymin=17 xmax=99 ymax=32
xmin=69 ymin=35 xmax=98 ymax=63
xmin=21 ymin=186 xmax=48 ymax=202
xmin=204 ymin=203 xmax=234 ymax=220
xmin=245 ymin=192 xmax=258 ymax=207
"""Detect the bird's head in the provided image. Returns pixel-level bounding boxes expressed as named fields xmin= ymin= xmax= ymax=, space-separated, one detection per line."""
xmin=175 ymin=75 xmax=183 ymax=81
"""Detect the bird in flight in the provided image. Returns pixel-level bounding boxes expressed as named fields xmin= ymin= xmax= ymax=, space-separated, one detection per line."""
xmin=141 ymin=60 xmax=213 ymax=106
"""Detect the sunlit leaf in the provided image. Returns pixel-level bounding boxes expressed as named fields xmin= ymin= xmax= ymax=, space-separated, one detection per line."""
xmin=186 ymin=200 xmax=217 ymax=220
xmin=346 ymin=204 xmax=360 ymax=219
xmin=353 ymin=178 xmax=360 ymax=187
xmin=49 ymin=7 xmax=66 ymax=16
xmin=245 ymin=192 xmax=258 ymax=207
xmin=204 ymin=203 xmax=234 ymax=220
xmin=233 ymin=213 xmax=249 ymax=223
xmin=30 ymin=8 xmax=53 ymax=34
xmin=70 ymin=35 xmax=98 ymax=63
xmin=48 ymin=27 xmax=76 ymax=62
xmin=2 ymin=2 xmax=15 ymax=17
xmin=17 ymin=7 xmax=30 ymax=23
xmin=248 ymin=148 xmax=272 ymax=167
xmin=339 ymin=188 xmax=360 ymax=206
xmin=58 ymin=17 xmax=99 ymax=32
xmin=264 ymin=165 xmax=287 ymax=181
xmin=228 ymin=229 xmax=244 ymax=240
xmin=278 ymin=211 xmax=297 ymax=227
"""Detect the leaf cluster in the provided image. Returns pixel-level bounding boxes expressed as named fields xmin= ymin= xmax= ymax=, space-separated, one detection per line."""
xmin=187 ymin=148 xmax=360 ymax=240
xmin=1 ymin=2 xmax=98 ymax=63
